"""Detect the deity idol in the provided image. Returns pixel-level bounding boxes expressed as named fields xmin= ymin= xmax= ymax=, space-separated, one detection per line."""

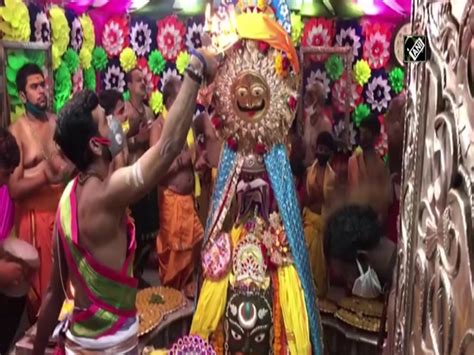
xmin=190 ymin=1 xmax=323 ymax=354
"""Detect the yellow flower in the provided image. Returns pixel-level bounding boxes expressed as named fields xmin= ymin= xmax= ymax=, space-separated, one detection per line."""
xmin=50 ymin=6 xmax=69 ymax=65
xmin=80 ymin=14 xmax=95 ymax=53
xmin=0 ymin=0 xmax=30 ymax=41
xmin=176 ymin=51 xmax=190 ymax=75
xmin=291 ymin=13 xmax=303 ymax=46
xmin=52 ymin=45 xmax=62 ymax=70
xmin=80 ymin=48 xmax=92 ymax=70
xmin=149 ymin=91 xmax=164 ymax=115
xmin=257 ymin=0 xmax=267 ymax=9
xmin=274 ymin=52 xmax=286 ymax=77
xmin=120 ymin=48 xmax=137 ymax=73
xmin=353 ymin=59 xmax=371 ymax=86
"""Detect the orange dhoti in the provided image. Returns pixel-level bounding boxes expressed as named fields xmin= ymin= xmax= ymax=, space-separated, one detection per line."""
xmin=15 ymin=185 xmax=63 ymax=322
xmin=157 ymin=189 xmax=204 ymax=297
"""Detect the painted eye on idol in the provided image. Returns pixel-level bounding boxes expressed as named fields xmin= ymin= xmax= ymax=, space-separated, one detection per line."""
xmin=254 ymin=332 xmax=266 ymax=343
xmin=232 ymin=71 xmax=270 ymax=122
xmin=231 ymin=329 xmax=242 ymax=340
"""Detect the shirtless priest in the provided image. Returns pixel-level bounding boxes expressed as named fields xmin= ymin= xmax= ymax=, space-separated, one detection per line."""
xmin=33 ymin=49 xmax=216 ymax=355
xmin=8 ymin=63 xmax=72 ymax=321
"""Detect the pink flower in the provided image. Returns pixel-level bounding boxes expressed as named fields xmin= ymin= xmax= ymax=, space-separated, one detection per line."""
xmin=156 ymin=15 xmax=186 ymax=62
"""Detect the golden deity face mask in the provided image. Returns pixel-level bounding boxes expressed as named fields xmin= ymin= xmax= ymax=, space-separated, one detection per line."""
xmin=232 ymin=72 xmax=270 ymax=122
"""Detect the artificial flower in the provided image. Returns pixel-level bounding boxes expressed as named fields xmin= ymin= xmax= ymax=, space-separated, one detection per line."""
xmin=305 ymin=69 xmax=331 ymax=101
xmin=102 ymin=16 xmax=129 ymax=58
xmin=63 ymin=48 xmax=80 ymax=74
xmin=335 ymin=23 xmax=362 ymax=62
xmin=276 ymin=0 xmax=291 ymax=34
xmin=257 ymin=0 xmax=267 ymax=9
xmin=54 ymin=62 xmax=72 ymax=113
xmin=0 ymin=0 xmax=30 ymax=42
xmin=70 ymin=16 xmax=83 ymax=52
xmin=375 ymin=115 xmax=388 ymax=156
xmin=302 ymin=18 xmax=334 ymax=62
xmin=149 ymin=91 xmax=164 ymax=115
xmin=130 ymin=20 xmax=153 ymax=57
xmin=80 ymin=48 xmax=92 ymax=70
xmin=72 ymin=69 xmax=83 ymax=94
xmin=6 ymin=50 xmax=46 ymax=106
xmin=80 ymin=14 xmax=95 ymax=53
xmin=325 ymin=55 xmax=344 ymax=81
xmin=157 ymin=15 xmax=186 ymax=62
xmin=332 ymin=74 xmax=363 ymax=113
xmin=123 ymin=90 xmax=130 ymax=102
xmin=353 ymin=59 xmax=371 ymax=86
xmin=32 ymin=10 xmax=50 ymax=43
xmin=160 ymin=66 xmax=181 ymax=91
xmin=103 ymin=63 xmax=126 ymax=92
xmin=149 ymin=50 xmax=166 ymax=75
xmin=365 ymin=74 xmax=392 ymax=113
xmin=137 ymin=57 xmax=159 ymax=96
xmin=83 ymin=67 xmax=96 ymax=91
xmin=119 ymin=47 xmax=137 ymax=73
xmin=290 ymin=12 xmax=303 ymax=46
xmin=186 ymin=21 xmax=204 ymax=50
xmin=363 ymin=23 xmax=391 ymax=69
xmin=389 ymin=67 xmax=405 ymax=94
xmin=50 ymin=6 xmax=69 ymax=70
xmin=176 ymin=51 xmax=190 ymax=75
xmin=353 ymin=103 xmax=371 ymax=127
xmin=258 ymin=41 xmax=270 ymax=54
xmin=334 ymin=119 xmax=357 ymax=150
xmin=92 ymin=47 xmax=108 ymax=71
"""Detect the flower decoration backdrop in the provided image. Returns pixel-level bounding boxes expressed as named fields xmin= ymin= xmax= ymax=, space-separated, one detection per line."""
xmin=0 ymin=0 xmax=406 ymax=158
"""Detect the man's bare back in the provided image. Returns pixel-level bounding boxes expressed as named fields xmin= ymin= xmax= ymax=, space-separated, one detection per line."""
xmin=150 ymin=117 xmax=194 ymax=195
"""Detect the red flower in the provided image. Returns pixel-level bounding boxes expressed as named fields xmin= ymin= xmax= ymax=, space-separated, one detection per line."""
xmin=227 ymin=137 xmax=238 ymax=151
xmin=282 ymin=56 xmax=290 ymax=71
xmin=156 ymin=15 xmax=186 ymax=61
xmin=211 ymin=116 xmax=223 ymax=130
xmin=258 ymin=41 xmax=270 ymax=54
xmin=255 ymin=143 xmax=267 ymax=155
xmin=288 ymin=96 xmax=297 ymax=111
xmin=233 ymin=41 xmax=243 ymax=51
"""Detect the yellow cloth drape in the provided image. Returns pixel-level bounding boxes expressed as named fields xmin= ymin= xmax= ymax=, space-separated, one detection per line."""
xmin=302 ymin=208 xmax=327 ymax=297
xmin=236 ymin=13 xmax=300 ymax=73
xmin=162 ymin=107 xmax=201 ymax=197
xmin=278 ymin=265 xmax=311 ymax=355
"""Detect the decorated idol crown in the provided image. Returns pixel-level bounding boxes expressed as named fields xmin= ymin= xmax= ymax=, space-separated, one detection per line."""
xmin=207 ymin=3 xmax=300 ymax=156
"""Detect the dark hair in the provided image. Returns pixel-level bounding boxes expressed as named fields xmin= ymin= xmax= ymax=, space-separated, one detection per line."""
xmin=125 ymin=68 xmax=141 ymax=86
xmin=0 ymin=127 xmax=20 ymax=170
xmin=324 ymin=204 xmax=382 ymax=262
xmin=16 ymin=63 xmax=44 ymax=94
xmin=54 ymin=90 xmax=100 ymax=171
xmin=162 ymin=77 xmax=181 ymax=109
xmin=99 ymin=90 xmax=123 ymax=116
xmin=316 ymin=131 xmax=336 ymax=152
xmin=360 ymin=114 xmax=381 ymax=137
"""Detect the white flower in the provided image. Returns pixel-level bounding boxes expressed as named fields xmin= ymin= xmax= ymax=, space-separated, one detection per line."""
xmin=306 ymin=69 xmax=330 ymax=100
xmin=279 ymin=3 xmax=289 ymax=18
xmin=104 ymin=64 xmax=126 ymax=92
xmin=363 ymin=32 xmax=390 ymax=69
xmin=34 ymin=11 xmax=50 ymax=43
xmin=131 ymin=21 xmax=152 ymax=57
xmin=336 ymin=27 xmax=361 ymax=60
xmin=307 ymin=25 xmax=331 ymax=61
xmin=70 ymin=18 xmax=83 ymax=52
xmin=160 ymin=67 xmax=181 ymax=91
xmin=186 ymin=22 xmax=204 ymax=50
xmin=103 ymin=22 xmax=126 ymax=57
xmin=332 ymin=76 xmax=360 ymax=113
xmin=366 ymin=75 xmax=391 ymax=112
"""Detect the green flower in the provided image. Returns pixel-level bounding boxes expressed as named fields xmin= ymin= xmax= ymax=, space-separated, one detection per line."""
xmin=84 ymin=67 xmax=96 ymax=91
xmin=149 ymin=50 xmax=166 ymax=75
xmin=54 ymin=63 xmax=72 ymax=113
xmin=325 ymin=55 xmax=344 ymax=81
xmin=123 ymin=91 xmax=130 ymax=102
xmin=92 ymin=47 xmax=108 ymax=71
xmin=176 ymin=51 xmax=190 ymax=75
xmin=389 ymin=67 xmax=405 ymax=94
xmin=290 ymin=13 xmax=303 ymax=46
xmin=63 ymin=48 xmax=80 ymax=74
xmin=353 ymin=103 xmax=371 ymax=127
